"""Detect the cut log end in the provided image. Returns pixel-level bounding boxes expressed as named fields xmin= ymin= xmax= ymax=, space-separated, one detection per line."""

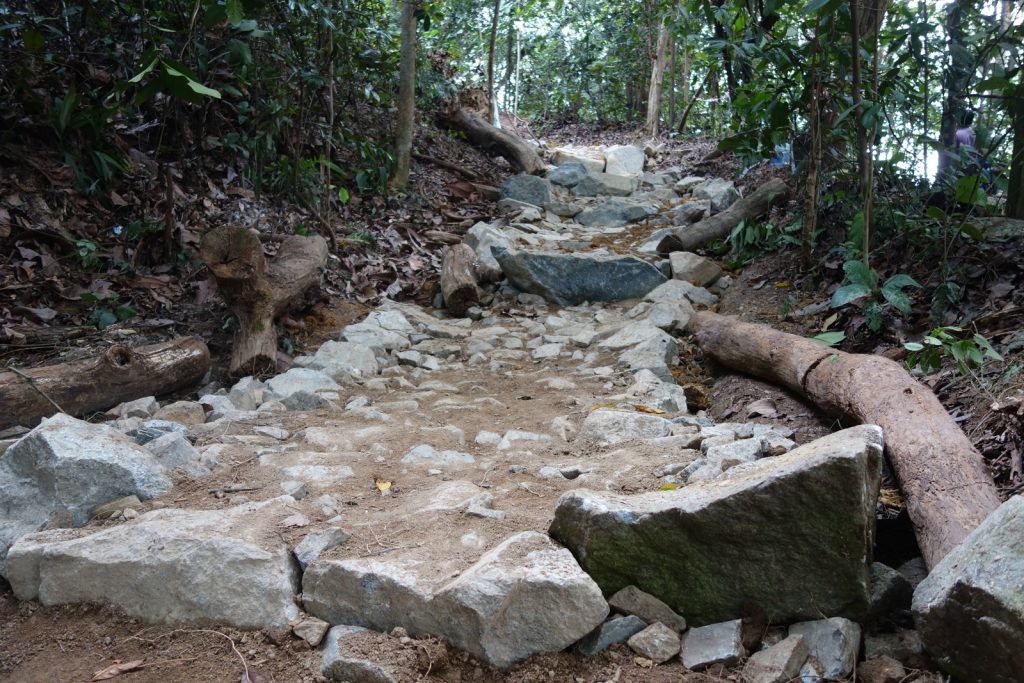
xmin=441 ymin=243 xmax=481 ymax=317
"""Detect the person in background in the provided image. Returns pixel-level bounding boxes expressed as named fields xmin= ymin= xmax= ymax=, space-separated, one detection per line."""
xmin=955 ymin=111 xmax=977 ymax=152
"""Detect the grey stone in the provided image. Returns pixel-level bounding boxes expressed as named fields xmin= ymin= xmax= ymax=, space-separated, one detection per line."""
xmin=6 ymin=497 xmax=300 ymax=628
xmin=572 ymin=172 xmax=637 ymax=198
xmin=575 ymin=199 xmax=657 ymax=227
xmin=897 ymin=557 xmax=928 ymax=589
xmin=265 ymin=368 xmax=340 ymax=401
xmin=637 ymin=227 xmax=677 ymax=254
xmin=293 ymin=616 xmax=331 ymax=646
xmin=680 ymin=619 xmax=745 ymax=670
xmin=464 ymin=221 xmax=516 ymax=281
xmin=306 ymin=340 xmax=379 ymax=381
xmin=670 ymin=252 xmax=722 ymax=287
xmin=303 ymin=531 xmax=608 ymax=668
xmin=341 ymin=321 xmax=411 ymax=353
xmin=228 ymin=376 xmax=264 ymax=410
xmin=576 ymin=615 xmax=648 ymax=656
xmin=500 ymin=174 xmax=551 ymax=206
xmin=492 ymin=247 xmax=666 ymax=306
xmin=548 ymin=162 xmax=590 ymax=187
xmin=126 ymin=419 xmax=188 ymax=445
xmin=863 ymin=629 xmax=929 ymax=670
xmin=282 ymin=391 xmax=332 ymax=411
xmin=625 ymin=372 xmax=688 ymax=413
xmin=281 ymin=480 xmax=308 ymax=500
xmin=868 ymin=562 xmax=913 ymax=622
xmin=643 ymin=278 xmax=714 ymax=306
xmin=597 ymin=322 xmax=665 ymax=350
xmin=145 ymin=432 xmax=200 ymax=469
xmin=788 ymin=617 xmax=860 ymax=679
xmin=627 ymin=622 xmax=681 ymax=663
xmin=672 ymin=200 xmax=711 ymax=224
xmin=552 ymin=149 xmax=604 ymax=173
xmin=550 ymin=426 xmax=883 ymax=626
xmin=673 ymin=176 xmax=706 ymax=193
xmin=400 ymin=444 xmax=475 ymax=467
xmin=646 ymin=300 xmax=694 ymax=332
xmin=743 ymin=634 xmax=809 ymax=683
xmin=321 ymin=625 xmax=401 ymax=683
xmin=798 ymin=656 xmax=827 ymax=682
xmin=604 ymin=145 xmax=646 ymax=176
xmin=912 ymin=495 xmax=1024 ymax=682
xmin=578 ymin=409 xmax=672 ymax=447
xmin=91 ymin=495 xmax=142 ymax=519
xmin=705 ymin=437 xmax=765 ymax=471
xmin=152 ymin=400 xmax=206 ymax=426
xmin=608 ymin=585 xmax=686 ymax=632
xmin=532 ymin=343 xmax=562 ymax=360
xmin=543 ymin=200 xmax=583 ymax=217
xmin=616 ymin=333 xmax=679 ymax=381
xmin=112 ymin=396 xmax=158 ymax=418
xmin=0 ymin=414 xmax=171 ymax=571
xmin=692 ymin=178 xmax=740 ymax=213
xmin=293 ymin=527 xmax=351 ymax=570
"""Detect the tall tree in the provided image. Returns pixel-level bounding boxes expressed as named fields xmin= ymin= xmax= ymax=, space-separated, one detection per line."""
xmin=391 ymin=0 xmax=417 ymax=189
xmin=936 ymin=0 xmax=973 ymax=179
xmin=645 ymin=22 xmax=671 ymax=136
xmin=487 ymin=0 xmax=503 ymax=128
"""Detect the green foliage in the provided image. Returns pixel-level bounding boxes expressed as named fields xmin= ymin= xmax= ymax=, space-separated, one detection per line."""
xmin=81 ymin=292 xmax=137 ymax=330
xmin=830 ymin=260 xmax=921 ymax=333
xmin=811 ymin=330 xmax=845 ymax=347
xmin=724 ymin=218 xmax=802 ymax=262
xmin=904 ymin=327 xmax=1003 ymax=376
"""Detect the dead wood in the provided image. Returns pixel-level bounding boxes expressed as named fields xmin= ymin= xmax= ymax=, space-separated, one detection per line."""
xmin=200 ymin=227 xmax=328 ymax=377
xmin=440 ymin=108 xmax=546 ymax=176
xmin=657 ymin=178 xmax=790 ymax=253
xmin=687 ymin=310 xmax=1002 ymax=569
xmin=411 ymin=152 xmax=483 ymax=182
xmin=440 ymin=243 xmax=481 ymax=316
xmin=0 ymin=337 xmax=210 ymax=430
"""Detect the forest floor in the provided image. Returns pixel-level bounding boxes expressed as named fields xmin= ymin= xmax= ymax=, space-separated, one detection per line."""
xmin=0 ymin=122 xmax=1022 ymax=683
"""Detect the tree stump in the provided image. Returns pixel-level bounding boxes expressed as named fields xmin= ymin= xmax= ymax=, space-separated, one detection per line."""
xmin=441 ymin=243 xmax=482 ymax=316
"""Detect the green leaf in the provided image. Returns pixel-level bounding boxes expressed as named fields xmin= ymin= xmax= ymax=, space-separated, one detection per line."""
xmin=924 ymin=206 xmax=946 ymax=220
xmin=882 ymin=274 xmax=921 ymax=291
xmin=337 ymin=187 xmax=350 ymax=203
xmin=185 ymin=79 xmax=222 ymax=99
xmin=23 ymin=28 xmax=44 ymax=52
xmin=128 ymin=56 xmax=159 ymax=84
xmin=811 ymin=331 xmax=846 ymax=347
xmin=903 ymin=342 xmax=925 ymax=352
xmin=880 ymin=285 xmax=912 ymax=315
xmin=831 ymin=283 xmax=872 ymax=308
xmin=226 ymin=0 xmax=243 ymax=25
xmin=803 ymin=0 xmax=843 ymax=15
xmin=959 ymin=223 xmax=985 ymax=241
xmin=954 ymin=175 xmax=987 ymax=206
xmin=843 ymin=259 xmax=876 ymax=289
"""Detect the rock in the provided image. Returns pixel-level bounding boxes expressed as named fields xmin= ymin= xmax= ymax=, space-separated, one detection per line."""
xmin=126 ymin=419 xmax=188 ymax=445
xmin=868 ymin=562 xmax=912 ymax=622
xmin=532 ymin=343 xmax=562 ymax=360
xmin=293 ymin=616 xmax=331 ymax=646
xmin=897 ymin=557 xmax=928 ymax=589
xmin=552 ymin=149 xmax=605 ymax=173
xmin=672 ymin=200 xmax=711 ymax=224
xmin=627 ymin=622 xmax=681 ymax=664
xmin=282 ymin=391 xmax=332 ymax=411
xmin=293 ymin=527 xmax=351 ymax=570
xmin=625 ymin=372 xmax=688 ymax=413
xmin=575 ymin=199 xmax=657 ymax=227
xmin=492 ymin=247 xmax=666 ymax=306
xmin=500 ymin=174 xmax=551 ymax=206
xmin=604 ymin=145 xmax=646 ymax=176
xmin=743 ymin=634 xmax=808 ymax=683
xmin=670 ymin=252 xmax=722 ymax=287
xmin=638 ymin=227 xmax=677 ymax=253
xmin=576 ymin=615 xmax=648 ymax=656
xmin=615 ymin=333 xmax=679 ymax=381
xmin=550 ymin=426 xmax=883 ymax=626
xmin=857 ymin=656 xmax=906 ymax=683
xmin=341 ymin=321 xmax=411 ymax=354
xmin=152 ymin=400 xmax=206 ymax=426
xmin=912 ymin=495 xmax=1024 ymax=683
xmin=303 ymin=340 xmax=379 ymax=381
xmin=0 ymin=414 xmax=171 ymax=571
xmin=111 ymin=396 xmax=158 ymax=418
xmin=788 ymin=617 xmax=860 ymax=679
xmin=145 ymin=432 xmax=200 ymax=469
xmin=673 ymin=176 xmax=706 ymax=193
xmin=705 ymin=437 xmax=765 ymax=471
xmin=464 ymin=221 xmax=515 ymax=279
xmin=578 ymin=409 xmax=672 ymax=447
xmin=548 ymin=162 xmax=590 ymax=187
xmin=6 ymin=497 xmax=300 ymax=628
xmin=863 ymin=629 xmax=928 ymax=669
xmin=598 ymin=322 xmax=667 ymax=350
xmin=91 ymin=495 xmax=143 ymax=519
xmin=643 ymin=278 xmax=716 ymax=307
xmin=572 ymin=172 xmax=636 ymax=198
xmin=401 ymin=444 xmax=475 ymax=467
xmin=608 ymin=585 xmax=686 ymax=632
xmin=228 ymin=376 xmax=264 ymax=410
xmin=321 ymin=625 xmax=402 ymax=683
xmin=304 ymin=531 xmax=608 ymax=668
xmin=543 ymin=200 xmax=583 ymax=217
xmin=281 ymin=480 xmax=308 ymax=500
xmin=645 ymin=300 xmax=693 ymax=333
xmin=691 ymin=178 xmax=740 ymax=213
xmin=265 ymin=368 xmax=340 ymax=401
xmin=680 ymin=619 xmax=745 ymax=670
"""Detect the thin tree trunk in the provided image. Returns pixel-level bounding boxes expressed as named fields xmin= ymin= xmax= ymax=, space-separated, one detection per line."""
xmin=851 ymin=0 xmax=872 ymax=266
xmin=936 ymin=0 xmax=970 ymax=180
xmin=922 ymin=1 xmax=930 ymax=180
xmin=391 ymin=0 xmax=417 ymax=189
xmin=802 ymin=19 xmax=822 ymax=264
xmin=645 ymin=24 xmax=671 ymax=137
xmin=668 ymin=35 xmax=676 ymax=132
xmin=487 ymin=0 xmax=502 ymax=128
xmin=677 ymin=68 xmax=710 ymax=135
xmin=1008 ymin=98 xmax=1024 ymax=219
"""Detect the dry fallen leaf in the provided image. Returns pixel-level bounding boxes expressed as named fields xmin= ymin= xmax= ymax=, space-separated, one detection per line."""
xmin=89 ymin=659 xmax=145 ymax=681
xmin=280 ymin=513 xmax=310 ymax=528
xmin=745 ymin=398 xmax=778 ymax=419
xmin=633 ymin=405 xmax=666 ymax=415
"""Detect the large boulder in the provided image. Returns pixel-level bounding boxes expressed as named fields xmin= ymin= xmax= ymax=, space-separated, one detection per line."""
xmin=691 ymin=178 xmax=740 ymax=213
xmin=572 ymin=172 xmax=637 ymax=198
xmin=492 ymin=247 xmax=666 ymax=306
xmin=464 ymin=221 xmax=515 ymax=277
xmin=303 ymin=531 xmax=608 ymax=668
xmin=549 ymin=426 xmax=884 ymax=626
xmin=912 ymin=495 xmax=1024 ymax=683
xmin=548 ymin=162 xmax=590 ymax=188
xmin=0 ymin=414 xmax=171 ymax=572
xmin=574 ymin=199 xmax=658 ymax=227
xmin=297 ymin=340 xmax=379 ymax=382
xmin=603 ymin=145 xmax=646 ymax=176
xmin=552 ymin=148 xmax=605 ymax=173
xmin=5 ymin=497 xmax=301 ymax=629
xmin=500 ymin=174 xmax=552 ymax=206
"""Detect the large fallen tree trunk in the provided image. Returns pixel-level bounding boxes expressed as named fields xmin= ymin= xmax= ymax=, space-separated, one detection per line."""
xmin=687 ymin=311 xmax=1001 ymax=569
xmin=440 ymin=108 xmax=546 ymax=175
xmin=201 ymin=227 xmax=328 ymax=377
xmin=658 ymin=178 xmax=789 ymax=253
xmin=440 ymin=243 xmax=481 ymax=317
xmin=0 ymin=337 xmax=210 ymax=430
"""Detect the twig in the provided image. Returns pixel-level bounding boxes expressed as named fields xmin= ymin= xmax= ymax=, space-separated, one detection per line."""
xmin=207 ymin=484 xmax=261 ymax=495
xmin=412 ymin=152 xmax=483 ymax=182
xmin=7 ymin=366 xmax=65 ymax=414
xmin=125 ymin=628 xmax=248 ymax=681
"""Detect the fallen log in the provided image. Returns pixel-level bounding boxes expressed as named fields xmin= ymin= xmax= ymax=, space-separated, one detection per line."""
xmin=0 ymin=337 xmax=210 ymax=430
xmin=201 ymin=227 xmax=328 ymax=377
xmin=440 ymin=108 xmax=546 ymax=176
xmin=687 ymin=311 xmax=1002 ymax=569
xmin=440 ymin=243 xmax=481 ymax=316
xmin=658 ymin=178 xmax=789 ymax=253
